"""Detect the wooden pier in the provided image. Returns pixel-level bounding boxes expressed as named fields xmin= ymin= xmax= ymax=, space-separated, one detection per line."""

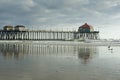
xmin=0 ymin=23 xmax=100 ymax=40
xmin=0 ymin=30 xmax=99 ymax=40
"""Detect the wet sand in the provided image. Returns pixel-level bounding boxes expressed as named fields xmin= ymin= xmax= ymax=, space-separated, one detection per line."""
xmin=0 ymin=40 xmax=120 ymax=46
xmin=0 ymin=43 xmax=120 ymax=80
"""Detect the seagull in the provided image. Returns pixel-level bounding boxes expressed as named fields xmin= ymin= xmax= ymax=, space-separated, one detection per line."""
xmin=108 ymin=46 xmax=110 ymax=48
xmin=108 ymin=45 xmax=113 ymax=50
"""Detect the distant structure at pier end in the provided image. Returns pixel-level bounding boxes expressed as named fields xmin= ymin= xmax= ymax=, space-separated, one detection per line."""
xmin=3 ymin=25 xmax=26 ymax=31
xmin=3 ymin=25 xmax=14 ymax=31
xmin=0 ymin=23 xmax=99 ymax=41
xmin=14 ymin=25 xmax=25 ymax=31
xmin=76 ymin=23 xmax=99 ymax=40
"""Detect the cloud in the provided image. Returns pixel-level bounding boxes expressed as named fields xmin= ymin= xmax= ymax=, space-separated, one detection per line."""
xmin=0 ymin=0 xmax=120 ymax=39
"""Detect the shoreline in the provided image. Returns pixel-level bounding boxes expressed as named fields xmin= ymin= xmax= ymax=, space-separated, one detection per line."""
xmin=0 ymin=40 xmax=120 ymax=46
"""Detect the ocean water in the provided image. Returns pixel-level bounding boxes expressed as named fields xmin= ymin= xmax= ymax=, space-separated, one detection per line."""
xmin=0 ymin=42 xmax=120 ymax=80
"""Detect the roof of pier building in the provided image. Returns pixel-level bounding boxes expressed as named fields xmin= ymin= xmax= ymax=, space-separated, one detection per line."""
xmin=14 ymin=25 xmax=25 ymax=28
xmin=78 ymin=23 xmax=94 ymax=32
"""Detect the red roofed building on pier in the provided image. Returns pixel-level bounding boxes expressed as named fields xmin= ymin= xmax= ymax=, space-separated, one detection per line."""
xmin=76 ymin=23 xmax=99 ymax=40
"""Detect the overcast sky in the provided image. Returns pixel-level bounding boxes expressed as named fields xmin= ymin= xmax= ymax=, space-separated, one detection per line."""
xmin=0 ymin=0 xmax=120 ymax=39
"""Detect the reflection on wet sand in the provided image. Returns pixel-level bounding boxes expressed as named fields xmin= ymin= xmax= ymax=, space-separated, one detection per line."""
xmin=0 ymin=43 xmax=98 ymax=63
xmin=78 ymin=46 xmax=98 ymax=64
xmin=1 ymin=43 xmax=120 ymax=80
